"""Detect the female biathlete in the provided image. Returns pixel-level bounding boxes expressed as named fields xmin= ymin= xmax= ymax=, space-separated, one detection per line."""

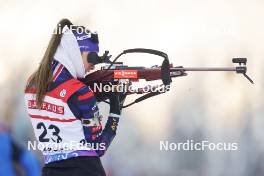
xmin=24 ymin=19 xmax=125 ymax=176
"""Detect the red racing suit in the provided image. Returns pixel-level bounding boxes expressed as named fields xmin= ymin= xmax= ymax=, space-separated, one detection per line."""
xmin=25 ymin=60 xmax=119 ymax=164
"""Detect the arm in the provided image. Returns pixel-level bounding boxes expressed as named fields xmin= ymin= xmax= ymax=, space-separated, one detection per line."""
xmin=95 ymin=91 xmax=126 ymax=156
xmin=68 ymin=86 xmax=122 ymax=156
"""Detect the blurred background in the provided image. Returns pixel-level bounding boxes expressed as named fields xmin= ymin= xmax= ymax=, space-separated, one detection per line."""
xmin=0 ymin=0 xmax=262 ymax=175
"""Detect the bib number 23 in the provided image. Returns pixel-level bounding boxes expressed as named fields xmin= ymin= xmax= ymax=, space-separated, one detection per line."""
xmin=37 ymin=122 xmax=62 ymax=143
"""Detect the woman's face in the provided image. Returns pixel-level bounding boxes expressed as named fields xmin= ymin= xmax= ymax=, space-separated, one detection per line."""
xmin=81 ymin=51 xmax=95 ymax=73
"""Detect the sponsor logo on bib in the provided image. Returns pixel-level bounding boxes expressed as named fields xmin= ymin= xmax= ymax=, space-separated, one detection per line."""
xmin=28 ymin=100 xmax=64 ymax=114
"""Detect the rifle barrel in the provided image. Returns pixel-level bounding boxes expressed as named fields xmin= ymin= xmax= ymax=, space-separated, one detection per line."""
xmin=172 ymin=67 xmax=237 ymax=72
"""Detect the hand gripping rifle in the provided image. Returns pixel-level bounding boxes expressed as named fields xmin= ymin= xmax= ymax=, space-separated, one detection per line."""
xmin=80 ymin=48 xmax=253 ymax=108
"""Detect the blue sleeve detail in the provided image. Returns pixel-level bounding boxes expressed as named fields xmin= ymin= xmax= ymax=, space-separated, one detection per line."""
xmin=68 ymin=86 xmax=96 ymax=119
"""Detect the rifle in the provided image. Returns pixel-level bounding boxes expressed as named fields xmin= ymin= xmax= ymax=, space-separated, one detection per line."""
xmin=80 ymin=48 xmax=253 ymax=108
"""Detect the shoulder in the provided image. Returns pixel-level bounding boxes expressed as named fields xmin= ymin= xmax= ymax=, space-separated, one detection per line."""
xmin=48 ymin=79 xmax=87 ymax=102
xmin=62 ymin=79 xmax=96 ymax=104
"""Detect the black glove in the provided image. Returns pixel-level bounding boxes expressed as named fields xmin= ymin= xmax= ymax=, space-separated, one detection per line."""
xmin=109 ymin=92 xmax=126 ymax=115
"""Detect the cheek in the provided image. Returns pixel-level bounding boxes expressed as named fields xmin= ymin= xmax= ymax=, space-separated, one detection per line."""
xmin=84 ymin=62 xmax=89 ymax=71
xmin=83 ymin=58 xmax=89 ymax=71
